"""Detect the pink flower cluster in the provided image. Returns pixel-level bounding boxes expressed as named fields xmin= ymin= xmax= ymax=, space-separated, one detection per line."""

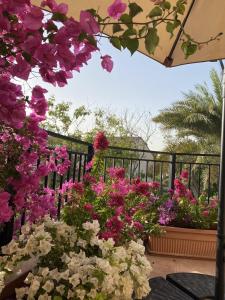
xmin=158 ymin=171 xmax=219 ymax=229
xmin=0 ymin=0 xmax=118 ymax=228
xmin=93 ymin=132 xmax=109 ymax=151
xmin=61 ymin=166 xmax=161 ymax=244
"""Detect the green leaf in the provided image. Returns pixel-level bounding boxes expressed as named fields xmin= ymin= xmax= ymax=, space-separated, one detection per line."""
xmin=87 ymin=35 xmax=97 ymax=47
xmin=148 ymin=7 xmax=162 ymax=18
xmin=22 ymin=51 xmax=32 ymax=62
xmin=120 ymin=13 xmax=132 ymax=28
xmin=125 ymin=38 xmax=139 ymax=55
xmin=161 ymin=1 xmax=171 ymax=10
xmin=123 ymin=28 xmax=137 ymax=37
xmin=110 ymin=37 xmax=121 ymax=50
xmin=52 ymin=12 xmax=67 ymax=22
xmin=120 ymin=38 xmax=127 ymax=49
xmin=145 ymin=28 xmax=159 ymax=54
xmin=139 ymin=25 xmax=148 ymax=38
xmin=166 ymin=22 xmax=174 ymax=36
xmin=176 ymin=1 xmax=185 ymax=14
xmin=181 ymin=41 xmax=197 ymax=58
xmin=129 ymin=3 xmax=143 ymax=18
xmin=113 ymin=23 xmax=123 ymax=34
xmin=78 ymin=32 xmax=87 ymax=41
xmin=86 ymin=9 xmax=97 ymax=16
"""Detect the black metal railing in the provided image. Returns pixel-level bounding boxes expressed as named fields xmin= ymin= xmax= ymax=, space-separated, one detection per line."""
xmin=0 ymin=131 xmax=220 ymax=247
xmin=47 ymin=131 xmax=220 ymax=200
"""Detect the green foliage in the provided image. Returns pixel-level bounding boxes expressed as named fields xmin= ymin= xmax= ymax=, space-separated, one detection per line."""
xmin=128 ymin=2 xmax=143 ymax=18
xmin=145 ymin=28 xmax=159 ymax=54
xmin=153 ymin=69 xmax=222 ymax=147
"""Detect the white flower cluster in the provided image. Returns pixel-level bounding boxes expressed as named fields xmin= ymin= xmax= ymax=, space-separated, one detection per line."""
xmin=0 ymin=218 xmax=152 ymax=300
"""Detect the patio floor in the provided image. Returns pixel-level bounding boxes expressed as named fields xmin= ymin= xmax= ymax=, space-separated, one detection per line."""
xmin=147 ymin=254 xmax=215 ymax=278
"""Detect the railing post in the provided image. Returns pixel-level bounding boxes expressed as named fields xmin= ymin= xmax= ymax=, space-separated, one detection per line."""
xmin=170 ymin=153 xmax=176 ymax=190
xmin=87 ymin=144 xmax=94 ymax=164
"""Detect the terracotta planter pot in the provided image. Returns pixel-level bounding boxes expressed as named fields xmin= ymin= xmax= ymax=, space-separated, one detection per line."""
xmin=148 ymin=226 xmax=216 ymax=260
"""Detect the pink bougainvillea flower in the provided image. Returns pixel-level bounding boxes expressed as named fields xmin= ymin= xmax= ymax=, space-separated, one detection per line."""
xmin=107 ymin=0 xmax=127 ymax=20
xmin=93 ymin=132 xmax=109 ymax=151
xmin=108 ymin=167 xmax=125 ymax=180
xmin=83 ymin=173 xmax=96 ymax=184
xmin=85 ymin=160 xmax=93 ymax=171
xmin=180 ymin=170 xmax=189 ymax=180
xmin=23 ymin=6 xmax=44 ymax=30
xmin=101 ymin=55 xmax=113 ymax=72
xmin=83 ymin=203 xmax=94 ymax=212
xmin=30 ymin=85 xmax=48 ymax=116
xmin=133 ymin=181 xmax=150 ymax=196
xmin=133 ymin=221 xmax=144 ymax=231
xmin=11 ymin=54 xmax=31 ymax=80
xmin=0 ymin=191 xmax=13 ymax=223
xmin=202 ymin=210 xmax=209 ymax=217
xmin=108 ymin=192 xmax=124 ymax=207
xmin=41 ymin=0 xmax=57 ymax=10
xmin=149 ymin=181 xmax=160 ymax=189
xmin=72 ymin=182 xmax=84 ymax=195
xmin=80 ymin=11 xmax=100 ymax=35
xmin=52 ymin=3 xmax=68 ymax=15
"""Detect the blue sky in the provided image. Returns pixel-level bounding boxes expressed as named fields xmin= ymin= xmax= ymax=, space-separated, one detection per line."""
xmin=33 ymin=38 xmax=221 ymax=150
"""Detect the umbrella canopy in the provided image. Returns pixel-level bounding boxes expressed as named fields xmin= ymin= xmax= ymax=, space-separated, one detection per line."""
xmin=33 ymin=0 xmax=225 ymax=67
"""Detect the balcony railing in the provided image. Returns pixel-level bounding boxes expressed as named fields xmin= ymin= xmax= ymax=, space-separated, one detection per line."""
xmin=47 ymin=131 xmax=220 ymax=201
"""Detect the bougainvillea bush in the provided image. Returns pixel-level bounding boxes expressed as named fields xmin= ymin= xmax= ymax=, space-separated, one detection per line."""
xmin=60 ymin=132 xmax=162 ymax=245
xmin=157 ymin=170 xmax=218 ymax=229
xmin=0 ymin=218 xmax=151 ymax=299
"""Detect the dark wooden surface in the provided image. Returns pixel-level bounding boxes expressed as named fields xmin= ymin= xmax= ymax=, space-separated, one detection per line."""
xmin=166 ymin=273 xmax=217 ymax=300
xmin=146 ymin=277 xmax=194 ymax=300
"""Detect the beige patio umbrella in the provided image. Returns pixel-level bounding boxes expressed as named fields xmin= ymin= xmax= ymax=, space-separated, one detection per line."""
xmin=33 ymin=0 xmax=225 ymax=298
xmin=33 ymin=0 xmax=225 ymax=66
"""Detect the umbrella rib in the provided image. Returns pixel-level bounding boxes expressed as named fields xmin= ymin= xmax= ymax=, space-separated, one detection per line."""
xmin=164 ymin=0 xmax=196 ymax=67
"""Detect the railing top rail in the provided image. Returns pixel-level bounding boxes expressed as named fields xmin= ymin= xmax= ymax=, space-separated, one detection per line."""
xmin=47 ymin=130 xmax=220 ymax=158
xmin=47 ymin=130 xmax=91 ymax=146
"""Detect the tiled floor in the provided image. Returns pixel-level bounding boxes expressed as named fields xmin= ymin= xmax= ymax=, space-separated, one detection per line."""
xmin=147 ymin=254 xmax=215 ymax=278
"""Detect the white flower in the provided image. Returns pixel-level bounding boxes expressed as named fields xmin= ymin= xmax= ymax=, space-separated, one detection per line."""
xmin=76 ymin=288 xmax=86 ymax=300
xmin=56 ymin=284 xmax=65 ymax=295
xmin=39 ymin=240 xmax=52 ymax=256
xmin=69 ymin=273 xmax=80 ymax=287
xmin=21 ymin=223 xmax=30 ymax=235
xmin=15 ymin=287 xmax=28 ymax=300
xmin=59 ymin=269 xmax=70 ymax=280
xmin=24 ymin=272 xmax=34 ymax=284
xmin=77 ymin=238 xmax=87 ymax=248
xmin=27 ymin=278 xmax=40 ymax=299
xmin=67 ymin=289 xmax=74 ymax=299
xmin=42 ymin=280 xmax=54 ymax=293
xmin=82 ymin=220 xmax=100 ymax=235
xmin=39 ymin=267 xmax=49 ymax=277
xmin=38 ymin=293 xmax=51 ymax=300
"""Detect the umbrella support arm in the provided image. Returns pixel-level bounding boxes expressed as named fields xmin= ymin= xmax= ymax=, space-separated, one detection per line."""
xmin=215 ymin=62 xmax=225 ymax=300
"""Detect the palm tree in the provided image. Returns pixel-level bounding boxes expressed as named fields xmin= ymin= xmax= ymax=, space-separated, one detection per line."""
xmin=153 ymin=69 xmax=222 ymax=148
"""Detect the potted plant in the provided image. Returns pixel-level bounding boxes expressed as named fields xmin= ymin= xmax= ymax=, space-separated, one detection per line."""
xmin=148 ymin=170 xmax=218 ymax=259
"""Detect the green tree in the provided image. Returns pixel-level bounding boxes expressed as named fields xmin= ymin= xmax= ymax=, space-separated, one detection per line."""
xmin=153 ymin=69 xmax=222 ymax=153
xmin=43 ymin=97 xmax=155 ymax=149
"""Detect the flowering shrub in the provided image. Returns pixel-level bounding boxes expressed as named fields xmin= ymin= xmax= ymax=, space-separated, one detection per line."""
xmin=0 ymin=125 xmax=71 ymax=226
xmin=157 ymin=171 xmax=218 ymax=229
xmin=0 ymin=218 xmax=151 ymax=300
xmin=60 ymin=133 xmax=161 ymax=245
